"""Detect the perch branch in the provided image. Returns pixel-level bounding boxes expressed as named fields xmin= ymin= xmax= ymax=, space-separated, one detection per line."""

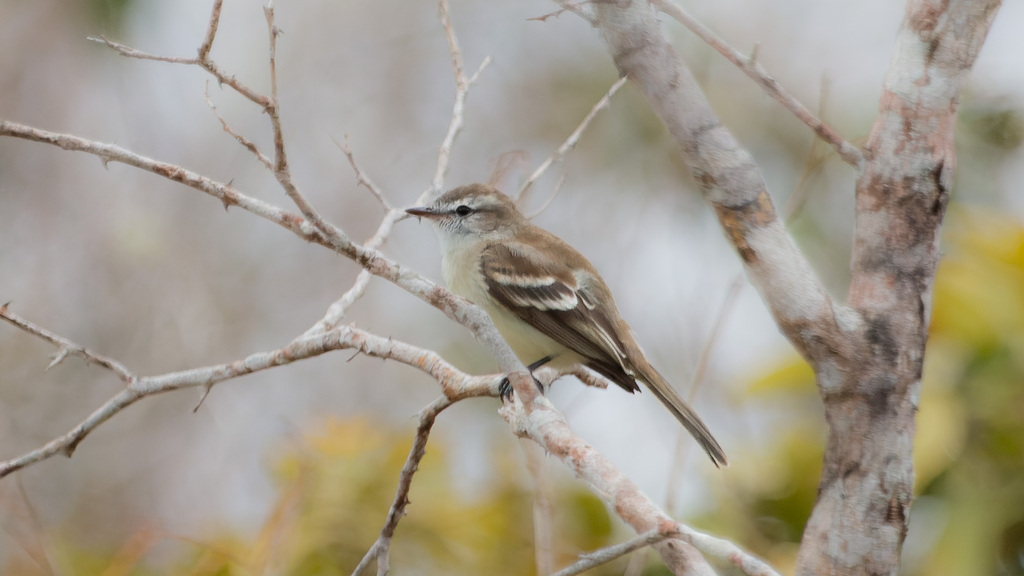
xmin=502 ymin=392 xmax=781 ymax=576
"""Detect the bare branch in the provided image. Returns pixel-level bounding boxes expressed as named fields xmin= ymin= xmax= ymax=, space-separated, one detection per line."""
xmin=524 ymin=441 xmax=555 ymax=575
xmin=257 ymin=3 xmax=335 ymax=240
xmin=0 ymin=303 xmax=134 ymax=384
xmin=666 ymin=275 xmax=743 ymax=514
xmin=783 ymin=75 xmax=832 ymax=225
xmin=205 ymin=82 xmax=274 ymax=170
xmin=336 ymin=135 xmax=391 ymax=212
xmin=796 ymin=1 xmax=1003 ymax=573
xmin=0 ymin=119 xmax=335 ymax=245
xmin=88 ymin=35 xmax=270 ymax=109
xmin=0 ymin=120 xmax=523 ymax=380
xmin=430 ymin=0 xmax=492 ymax=199
xmin=0 ymin=317 xmax=500 ymax=479
xmin=87 ymin=36 xmax=197 ymax=64
xmin=352 ymin=396 xmax=452 ymax=576
xmin=536 ymin=1 xmax=596 ymax=26
xmin=312 ymin=8 xmax=493 ymax=333
xmin=589 ymin=1 xmax=853 ymax=369
xmin=648 ymin=0 xmax=863 ymax=167
xmin=524 ymin=170 xmax=566 ymax=220
xmin=438 ymin=0 xmax=467 ymax=89
xmin=197 ymin=0 xmax=225 ymax=59
xmin=517 ymin=75 xmax=627 ymax=206
xmin=502 ymin=390 xmax=778 ymax=576
xmin=551 ymin=529 xmax=670 ymax=576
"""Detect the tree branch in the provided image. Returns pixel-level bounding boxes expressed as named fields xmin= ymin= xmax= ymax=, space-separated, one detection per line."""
xmin=0 ymin=303 xmax=135 ymax=384
xmin=649 ymin=0 xmax=863 ymax=167
xmin=352 ymin=396 xmax=453 ymax=576
xmin=517 ymin=75 xmax=628 ymax=206
xmin=502 ymin=393 xmax=780 ymax=576
xmin=550 ymin=529 xmax=670 ymax=576
xmin=0 ymin=309 xmax=499 ymax=479
xmin=588 ymin=1 xmax=856 ymax=372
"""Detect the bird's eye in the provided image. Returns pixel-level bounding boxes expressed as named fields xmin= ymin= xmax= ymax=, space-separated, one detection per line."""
xmin=455 ymin=205 xmax=472 ymax=217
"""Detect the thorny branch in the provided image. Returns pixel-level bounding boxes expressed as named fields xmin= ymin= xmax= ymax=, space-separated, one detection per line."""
xmin=0 ymin=303 xmax=134 ymax=384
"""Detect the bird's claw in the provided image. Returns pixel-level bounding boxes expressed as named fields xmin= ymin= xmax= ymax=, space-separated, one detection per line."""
xmin=499 ymin=376 xmax=514 ymax=402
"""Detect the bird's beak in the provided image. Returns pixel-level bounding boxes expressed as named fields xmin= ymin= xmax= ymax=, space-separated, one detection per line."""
xmin=405 ymin=206 xmax=437 ymax=219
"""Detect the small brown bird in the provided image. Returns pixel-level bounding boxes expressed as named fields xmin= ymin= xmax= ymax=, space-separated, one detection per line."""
xmin=407 ymin=184 xmax=727 ymax=467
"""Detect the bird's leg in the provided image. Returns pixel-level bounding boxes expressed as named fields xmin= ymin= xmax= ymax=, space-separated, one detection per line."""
xmin=499 ymin=355 xmax=555 ymax=401
xmin=527 ymin=355 xmax=555 ymax=372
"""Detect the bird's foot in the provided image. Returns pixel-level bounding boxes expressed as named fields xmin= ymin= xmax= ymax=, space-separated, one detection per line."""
xmin=498 ymin=372 xmax=546 ymax=402
xmin=499 ymin=377 xmax=513 ymax=402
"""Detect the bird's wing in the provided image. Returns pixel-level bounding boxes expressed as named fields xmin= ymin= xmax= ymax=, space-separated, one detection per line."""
xmin=480 ymin=243 xmax=639 ymax=392
xmin=481 ymin=242 xmax=729 ymax=467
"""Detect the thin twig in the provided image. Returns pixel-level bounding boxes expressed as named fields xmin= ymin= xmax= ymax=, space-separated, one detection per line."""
xmin=648 ymin=0 xmax=863 ymax=168
xmin=0 ymin=303 xmax=134 ymax=383
xmin=260 ymin=4 xmax=333 ymax=239
xmin=86 ymin=36 xmax=197 ymax=64
xmin=665 ymin=275 xmax=743 ymax=514
xmin=335 ymin=135 xmax=391 ymax=211
xmin=205 ymin=81 xmax=273 ymax=170
xmin=524 ymin=441 xmax=555 ymax=575
xmin=197 ymin=0 xmax=224 ymax=59
xmin=0 ymin=120 xmax=524 ymax=400
xmin=351 ymin=396 xmax=453 ymax=576
xmin=675 ymin=523 xmax=780 ymax=576
xmin=524 ymin=171 xmax=566 ymax=220
xmin=430 ymin=0 xmax=492 ymax=199
xmin=311 ymin=4 xmax=493 ymax=334
xmin=88 ymin=35 xmax=270 ymax=109
xmin=784 ymin=75 xmax=833 ymax=225
xmin=518 ymin=75 xmax=627 ymax=206
xmin=534 ymin=1 xmax=596 ymax=26
xmin=550 ymin=529 xmax=670 ymax=576
xmin=93 ymin=0 xmax=330 ymax=235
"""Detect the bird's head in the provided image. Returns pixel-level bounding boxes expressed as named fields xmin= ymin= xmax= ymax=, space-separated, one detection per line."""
xmin=406 ymin=184 xmax=524 ymax=245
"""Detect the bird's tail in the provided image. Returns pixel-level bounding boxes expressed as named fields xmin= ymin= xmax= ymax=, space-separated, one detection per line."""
xmin=635 ymin=361 xmax=728 ymax=468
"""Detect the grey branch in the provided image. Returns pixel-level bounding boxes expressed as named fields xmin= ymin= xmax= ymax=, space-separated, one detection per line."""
xmin=589 ymin=0 xmax=854 ymax=371
xmin=550 ymin=529 xmax=671 ymax=576
xmin=517 ymin=75 xmax=628 ymax=206
xmin=649 ymin=0 xmax=863 ymax=167
xmin=0 ymin=303 xmax=134 ymax=384
xmin=502 ymin=388 xmax=780 ymax=576
xmin=0 ymin=310 xmax=499 ymax=479
xmin=351 ymin=396 xmax=452 ymax=576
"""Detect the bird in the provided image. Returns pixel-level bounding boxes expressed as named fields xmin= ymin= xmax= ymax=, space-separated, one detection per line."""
xmin=406 ymin=183 xmax=727 ymax=467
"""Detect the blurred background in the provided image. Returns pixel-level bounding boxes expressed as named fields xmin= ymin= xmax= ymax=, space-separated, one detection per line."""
xmin=0 ymin=0 xmax=1021 ymax=574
